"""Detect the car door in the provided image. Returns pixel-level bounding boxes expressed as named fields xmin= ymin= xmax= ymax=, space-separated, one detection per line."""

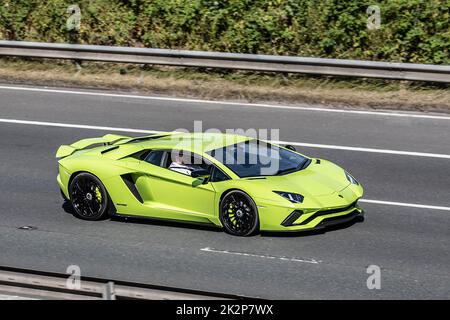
xmin=136 ymin=149 xmax=217 ymax=222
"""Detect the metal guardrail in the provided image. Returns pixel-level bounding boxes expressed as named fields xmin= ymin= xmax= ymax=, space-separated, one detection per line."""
xmin=0 ymin=266 xmax=249 ymax=300
xmin=0 ymin=40 xmax=449 ymax=82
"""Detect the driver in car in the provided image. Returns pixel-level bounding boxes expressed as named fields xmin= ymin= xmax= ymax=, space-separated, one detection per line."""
xmin=169 ymin=151 xmax=197 ymax=176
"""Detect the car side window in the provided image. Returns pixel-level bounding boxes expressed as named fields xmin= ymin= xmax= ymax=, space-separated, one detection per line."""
xmin=166 ymin=150 xmax=212 ymax=177
xmin=144 ymin=150 xmax=165 ymax=167
xmin=210 ymin=166 xmax=230 ymax=182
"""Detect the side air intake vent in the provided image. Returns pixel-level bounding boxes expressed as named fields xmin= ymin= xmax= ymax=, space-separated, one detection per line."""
xmin=281 ymin=210 xmax=303 ymax=227
xmin=121 ymin=174 xmax=144 ymax=203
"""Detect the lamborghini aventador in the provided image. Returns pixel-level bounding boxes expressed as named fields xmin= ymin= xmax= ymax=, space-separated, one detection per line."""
xmin=56 ymin=132 xmax=364 ymax=236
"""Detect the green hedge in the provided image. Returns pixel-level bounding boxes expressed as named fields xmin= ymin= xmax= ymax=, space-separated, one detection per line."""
xmin=0 ymin=0 xmax=448 ymax=64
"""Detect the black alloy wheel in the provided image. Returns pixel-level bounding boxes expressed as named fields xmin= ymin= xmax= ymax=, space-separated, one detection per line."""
xmin=220 ymin=190 xmax=259 ymax=236
xmin=69 ymin=172 xmax=109 ymax=221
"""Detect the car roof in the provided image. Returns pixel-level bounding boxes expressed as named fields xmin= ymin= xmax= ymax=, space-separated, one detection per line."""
xmin=128 ymin=132 xmax=252 ymax=153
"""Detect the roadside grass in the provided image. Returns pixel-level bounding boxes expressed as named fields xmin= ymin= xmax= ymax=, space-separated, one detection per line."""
xmin=0 ymin=58 xmax=449 ymax=113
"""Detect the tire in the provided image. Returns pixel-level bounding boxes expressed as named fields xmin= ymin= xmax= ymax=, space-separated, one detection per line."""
xmin=69 ymin=172 xmax=110 ymax=221
xmin=219 ymin=190 xmax=259 ymax=236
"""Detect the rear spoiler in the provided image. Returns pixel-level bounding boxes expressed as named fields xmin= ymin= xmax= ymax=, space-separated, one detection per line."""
xmin=55 ymin=134 xmax=129 ymax=158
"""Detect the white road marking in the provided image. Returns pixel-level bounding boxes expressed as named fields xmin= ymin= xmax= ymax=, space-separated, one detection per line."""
xmin=200 ymin=247 xmax=321 ymax=264
xmin=1 ymin=85 xmax=449 ymax=120
xmin=0 ymin=294 xmax=37 ymax=300
xmin=359 ymin=199 xmax=450 ymax=211
xmin=1 ymin=117 xmax=450 ymax=212
xmin=0 ymin=118 xmax=159 ymax=134
xmin=1 ymin=118 xmax=450 ymax=159
xmin=271 ymin=140 xmax=450 ymax=159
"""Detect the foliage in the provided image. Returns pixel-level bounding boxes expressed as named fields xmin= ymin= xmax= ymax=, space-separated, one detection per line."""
xmin=0 ymin=0 xmax=448 ymax=63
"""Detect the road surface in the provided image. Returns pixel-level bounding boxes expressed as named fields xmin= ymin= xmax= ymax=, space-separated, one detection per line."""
xmin=0 ymin=84 xmax=449 ymax=299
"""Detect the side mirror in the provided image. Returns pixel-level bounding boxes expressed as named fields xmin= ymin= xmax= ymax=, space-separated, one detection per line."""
xmin=191 ymin=169 xmax=210 ymax=178
xmin=191 ymin=169 xmax=211 ymax=186
xmin=284 ymin=145 xmax=296 ymax=151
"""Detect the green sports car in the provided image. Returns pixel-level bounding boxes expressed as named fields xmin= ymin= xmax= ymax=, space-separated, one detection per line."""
xmin=56 ymin=132 xmax=364 ymax=236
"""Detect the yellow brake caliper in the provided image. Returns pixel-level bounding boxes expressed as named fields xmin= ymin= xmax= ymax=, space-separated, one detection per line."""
xmin=228 ymin=203 xmax=236 ymax=225
xmin=95 ymin=187 xmax=102 ymax=202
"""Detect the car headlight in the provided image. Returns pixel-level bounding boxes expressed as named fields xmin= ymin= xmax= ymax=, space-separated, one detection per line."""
xmin=345 ymin=171 xmax=359 ymax=185
xmin=273 ymin=191 xmax=304 ymax=203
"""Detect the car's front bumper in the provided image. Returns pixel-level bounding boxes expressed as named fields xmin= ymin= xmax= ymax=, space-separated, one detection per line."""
xmin=255 ymin=182 xmax=364 ymax=232
xmin=258 ymin=201 xmax=364 ymax=232
xmin=263 ymin=209 xmax=364 ymax=233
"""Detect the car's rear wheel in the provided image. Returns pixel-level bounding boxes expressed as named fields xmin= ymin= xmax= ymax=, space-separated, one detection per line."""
xmin=220 ymin=190 xmax=259 ymax=236
xmin=69 ymin=172 xmax=109 ymax=221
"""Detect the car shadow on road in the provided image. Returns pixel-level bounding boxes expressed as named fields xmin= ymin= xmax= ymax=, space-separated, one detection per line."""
xmin=62 ymin=201 xmax=75 ymax=215
xmin=62 ymin=201 xmax=364 ymax=236
xmin=110 ymin=215 xmax=223 ymax=233
xmin=62 ymin=201 xmax=222 ymax=232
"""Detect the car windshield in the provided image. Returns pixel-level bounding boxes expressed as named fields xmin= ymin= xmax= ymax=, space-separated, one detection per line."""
xmin=207 ymin=140 xmax=310 ymax=178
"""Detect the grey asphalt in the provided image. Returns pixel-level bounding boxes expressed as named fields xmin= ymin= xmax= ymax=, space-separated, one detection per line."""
xmin=0 ymin=85 xmax=449 ymax=299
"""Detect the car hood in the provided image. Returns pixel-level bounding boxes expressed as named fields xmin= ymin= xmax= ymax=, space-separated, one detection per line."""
xmin=242 ymin=159 xmax=350 ymax=197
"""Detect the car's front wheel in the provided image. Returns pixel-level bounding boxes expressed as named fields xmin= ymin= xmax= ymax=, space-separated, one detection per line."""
xmin=69 ymin=172 xmax=110 ymax=221
xmin=220 ymin=190 xmax=259 ymax=236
